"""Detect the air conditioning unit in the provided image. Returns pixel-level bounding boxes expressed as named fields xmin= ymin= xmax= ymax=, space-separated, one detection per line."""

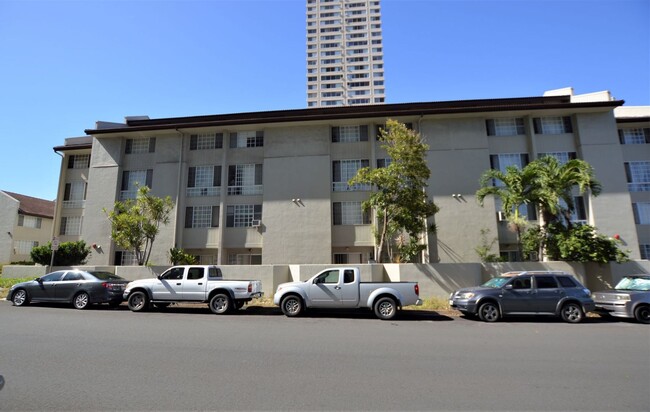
xmin=497 ymin=211 xmax=506 ymax=222
xmin=251 ymin=219 xmax=261 ymax=228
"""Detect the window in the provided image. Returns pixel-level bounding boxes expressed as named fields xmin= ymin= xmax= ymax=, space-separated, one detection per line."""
xmin=226 ymin=205 xmax=262 ymax=228
xmin=619 ymin=128 xmax=650 ymax=144
xmin=333 ymin=202 xmax=371 ymax=225
xmin=229 ymin=131 xmax=263 ymax=148
xmin=228 ymin=254 xmax=262 ymax=265
xmin=332 ymin=159 xmax=370 ymax=191
xmin=14 ymin=240 xmax=38 ymax=254
xmin=640 ymin=244 xmax=650 ymax=260
xmin=538 ymin=152 xmax=577 ymax=165
xmin=60 ymin=216 xmax=82 ymax=235
xmin=187 ymin=166 xmax=221 ymax=197
xmin=228 ymin=164 xmax=263 ymax=195
xmin=561 ymin=196 xmax=587 ymax=223
xmin=625 ymin=161 xmax=650 ymax=192
xmin=187 ymin=268 xmax=204 ymax=280
xmin=18 ymin=215 xmax=42 ymax=229
xmin=511 ymin=276 xmax=531 ymax=289
xmin=41 ymin=272 xmax=65 ymax=282
xmin=557 ymin=276 xmax=578 ymax=288
xmin=63 ymin=181 xmax=87 ymax=208
xmin=495 ymin=199 xmax=537 ymax=221
xmin=486 ymin=118 xmax=525 ymax=136
xmin=125 ymin=137 xmax=156 ymax=154
xmin=533 ymin=116 xmax=573 ymax=134
xmin=377 ymin=158 xmax=391 ymax=168
xmin=161 ymin=267 xmax=184 ymax=280
xmin=208 ymin=267 xmax=223 ymax=278
xmin=344 ymin=269 xmax=355 ymax=283
xmin=489 ymin=154 xmax=529 ymax=186
xmin=331 ymin=125 xmax=368 ymax=142
xmin=114 ymin=251 xmax=138 ymax=266
xmin=68 ymin=154 xmax=90 ymax=169
xmin=376 ymin=123 xmax=413 ymax=140
xmin=121 ymin=170 xmax=153 ymax=199
xmin=190 ymin=133 xmax=223 ymax=150
xmin=315 ymin=270 xmax=339 ymax=284
xmin=185 ymin=206 xmax=219 ymax=228
xmin=633 ymin=202 xmax=650 ymax=224
xmin=535 ymin=276 xmax=558 ymax=289
xmin=63 ymin=272 xmax=85 ymax=281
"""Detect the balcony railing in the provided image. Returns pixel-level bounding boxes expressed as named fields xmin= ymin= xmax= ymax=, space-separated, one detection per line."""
xmin=62 ymin=200 xmax=85 ymax=209
xmin=227 ymin=185 xmax=263 ymax=196
xmin=332 ymin=182 xmax=372 ymax=192
xmin=186 ymin=187 xmax=220 ymax=197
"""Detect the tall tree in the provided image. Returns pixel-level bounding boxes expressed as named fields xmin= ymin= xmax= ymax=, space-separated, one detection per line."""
xmin=476 ymin=165 xmax=536 ymax=259
xmin=349 ymin=119 xmax=439 ymax=263
xmin=526 ymin=156 xmax=601 ymax=260
xmin=104 ymin=186 xmax=174 ymax=265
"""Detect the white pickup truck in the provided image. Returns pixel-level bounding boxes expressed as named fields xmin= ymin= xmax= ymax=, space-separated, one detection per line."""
xmin=273 ymin=267 xmax=422 ymax=320
xmin=123 ymin=265 xmax=263 ymax=314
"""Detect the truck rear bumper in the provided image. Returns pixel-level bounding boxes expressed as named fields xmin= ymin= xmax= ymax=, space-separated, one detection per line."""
xmin=415 ymin=299 xmax=423 ymax=306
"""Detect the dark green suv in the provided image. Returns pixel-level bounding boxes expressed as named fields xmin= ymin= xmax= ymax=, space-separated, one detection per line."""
xmin=449 ymin=271 xmax=595 ymax=323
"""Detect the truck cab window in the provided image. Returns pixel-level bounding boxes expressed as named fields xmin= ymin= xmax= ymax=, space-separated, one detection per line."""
xmin=344 ymin=270 xmax=355 ymax=284
xmin=316 ymin=270 xmax=339 ymax=284
xmin=162 ymin=267 xmax=184 ymax=280
xmin=187 ymin=268 xmax=204 ymax=280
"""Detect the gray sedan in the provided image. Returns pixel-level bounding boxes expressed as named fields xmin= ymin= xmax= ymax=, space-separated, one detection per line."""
xmin=7 ymin=270 xmax=129 ymax=309
xmin=593 ymin=275 xmax=650 ymax=324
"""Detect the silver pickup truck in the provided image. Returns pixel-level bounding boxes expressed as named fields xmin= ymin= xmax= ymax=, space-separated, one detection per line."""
xmin=123 ymin=265 xmax=263 ymax=314
xmin=273 ymin=267 xmax=422 ymax=320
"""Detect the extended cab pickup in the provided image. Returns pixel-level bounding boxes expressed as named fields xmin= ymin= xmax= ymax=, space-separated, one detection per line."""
xmin=273 ymin=267 xmax=422 ymax=320
xmin=123 ymin=265 xmax=263 ymax=314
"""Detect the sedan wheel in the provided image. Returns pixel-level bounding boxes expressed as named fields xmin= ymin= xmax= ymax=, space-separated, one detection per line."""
xmin=561 ymin=302 xmax=584 ymax=323
xmin=478 ymin=302 xmax=500 ymax=322
xmin=73 ymin=292 xmax=90 ymax=310
xmin=634 ymin=305 xmax=650 ymax=324
xmin=12 ymin=289 xmax=29 ymax=306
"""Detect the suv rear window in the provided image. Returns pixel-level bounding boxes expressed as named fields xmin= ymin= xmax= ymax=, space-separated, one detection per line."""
xmin=557 ymin=276 xmax=578 ymax=288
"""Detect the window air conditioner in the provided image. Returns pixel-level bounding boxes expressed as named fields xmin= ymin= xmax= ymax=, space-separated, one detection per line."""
xmin=251 ymin=220 xmax=261 ymax=228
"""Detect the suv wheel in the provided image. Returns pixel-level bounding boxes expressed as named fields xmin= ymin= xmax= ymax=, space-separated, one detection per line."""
xmin=634 ymin=305 xmax=650 ymax=324
xmin=560 ymin=302 xmax=584 ymax=323
xmin=478 ymin=302 xmax=500 ymax=322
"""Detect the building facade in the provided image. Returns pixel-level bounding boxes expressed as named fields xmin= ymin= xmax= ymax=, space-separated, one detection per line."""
xmin=0 ymin=191 xmax=55 ymax=264
xmin=306 ymin=0 xmax=385 ymax=107
xmin=52 ymin=89 xmax=648 ymax=266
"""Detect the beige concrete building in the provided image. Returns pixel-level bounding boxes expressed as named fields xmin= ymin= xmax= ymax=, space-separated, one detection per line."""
xmin=52 ymin=89 xmax=647 ymax=266
xmin=306 ymin=0 xmax=385 ymax=107
xmin=0 ymin=191 xmax=55 ymax=264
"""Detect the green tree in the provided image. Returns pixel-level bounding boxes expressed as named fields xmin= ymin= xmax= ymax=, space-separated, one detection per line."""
xmin=31 ymin=240 xmax=91 ymax=266
xmin=104 ymin=186 xmax=174 ymax=266
xmin=526 ymin=156 xmax=602 ymax=260
xmin=349 ymin=119 xmax=439 ymax=263
xmin=476 ymin=165 xmax=536 ymax=259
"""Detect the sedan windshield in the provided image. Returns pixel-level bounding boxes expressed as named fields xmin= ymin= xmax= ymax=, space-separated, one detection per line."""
xmin=481 ymin=277 xmax=511 ymax=288
xmin=615 ymin=277 xmax=650 ymax=291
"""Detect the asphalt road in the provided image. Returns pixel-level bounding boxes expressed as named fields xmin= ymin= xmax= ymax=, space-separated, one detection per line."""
xmin=0 ymin=301 xmax=648 ymax=411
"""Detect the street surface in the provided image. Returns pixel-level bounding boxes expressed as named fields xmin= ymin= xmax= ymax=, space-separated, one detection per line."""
xmin=0 ymin=301 xmax=648 ymax=411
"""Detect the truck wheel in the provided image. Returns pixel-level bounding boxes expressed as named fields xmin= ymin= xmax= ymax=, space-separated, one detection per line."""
xmin=281 ymin=295 xmax=303 ymax=317
xmin=128 ymin=291 xmax=149 ymax=312
xmin=374 ymin=296 xmax=397 ymax=320
xmin=478 ymin=302 xmax=500 ymax=322
xmin=209 ymin=293 xmax=231 ymax=314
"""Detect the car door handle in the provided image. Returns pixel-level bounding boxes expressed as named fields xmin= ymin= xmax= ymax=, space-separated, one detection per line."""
xmin=176 ymin=283 xmax=181 ymax=286
xmin=198 ymin=283 xmax=203 ymax=285
xmin=334 ymin=286 xmax=341 ymax=290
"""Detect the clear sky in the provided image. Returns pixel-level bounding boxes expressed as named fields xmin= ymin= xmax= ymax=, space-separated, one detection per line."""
xmin=1 ymin=0 xmax=648 ymax=201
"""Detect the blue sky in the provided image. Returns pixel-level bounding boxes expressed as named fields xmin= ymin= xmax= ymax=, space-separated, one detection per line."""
xmin=1 ymin=0 xmax=648 ymax=201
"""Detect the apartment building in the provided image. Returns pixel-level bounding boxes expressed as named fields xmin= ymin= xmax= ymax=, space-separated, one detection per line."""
xmin=0 ymin=191 xmax=55 ymax=264
xmin=306 ymin=0 xmax=385 ymax=107
xmin=52 ymin=89 xmax=647 ymax=266
xmin=614 ymin=105 xmax=650 ymax=259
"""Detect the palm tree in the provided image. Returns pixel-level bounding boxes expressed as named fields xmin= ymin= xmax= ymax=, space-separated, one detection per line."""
xmin=526 ymin=155 xmax=602 ymax=259
xmin=476 ymin=165 xmax=536 ymax=260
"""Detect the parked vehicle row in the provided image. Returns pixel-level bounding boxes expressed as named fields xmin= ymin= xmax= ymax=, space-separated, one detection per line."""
xmin=6 ymin=267 xmax=650 ymax=323
xmin=449 ymin=271 xmax=650 ymax=324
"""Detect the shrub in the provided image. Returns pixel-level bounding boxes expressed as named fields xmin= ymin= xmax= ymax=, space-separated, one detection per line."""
xmin=30 ymin=240 xmax=91 ymax=266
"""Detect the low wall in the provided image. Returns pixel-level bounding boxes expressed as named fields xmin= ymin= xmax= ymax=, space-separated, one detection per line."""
xmin=2 ymin=261 xmax=649 ymax=298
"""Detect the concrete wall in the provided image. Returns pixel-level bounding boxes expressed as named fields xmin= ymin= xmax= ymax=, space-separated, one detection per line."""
xmin=6 ymin=262 xmax=647 ymax=298
xmin=0 ymin=193 xmax=19 ymax=264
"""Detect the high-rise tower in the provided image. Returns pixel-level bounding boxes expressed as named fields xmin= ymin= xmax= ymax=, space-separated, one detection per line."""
xmin=306 ymin=0 xmax=385 ymax=107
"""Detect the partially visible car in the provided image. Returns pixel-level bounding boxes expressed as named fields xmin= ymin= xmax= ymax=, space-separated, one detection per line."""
xmin=449 ymin=271 xmax=595 ymax=323
xmin=593 ymin=275 xmax=650 ymax=324
xmin=7 ymin=270 xmax=129 ymax=309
